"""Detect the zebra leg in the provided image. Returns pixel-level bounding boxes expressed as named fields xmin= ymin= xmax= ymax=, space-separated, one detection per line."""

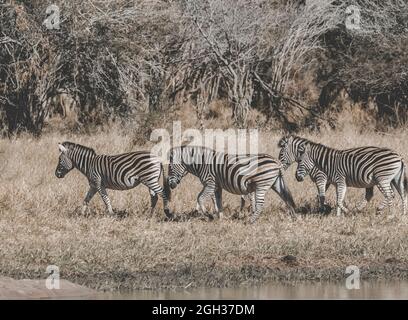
xmin=149 ymin=189 xmax=159 ymax=217
xmin=82 ymin=187 xmax=97 ymax=214
xmin=245 ymin=193 xmax=257 ymax=217
xmin=160 ymin=189 xmax=172 ymax=218
xmin=239 ymin=194 xmax=256 ymax=219
xmin=270 ymin=176 xmax=296 ymax=219
xmin=144 ymin=181 xmax=173 ymax=218
xmin=335 ymin=182 xmax=349 ymax=217
xmin=240 ymin=195 xmax=250 ymax=212
xmin=356 ymin=187 xmax=374 ymax=211
xmin=197 ymin=183 xmax=216 ymax=219
xmin=212 ymin=187 xmax=223 ymax=219
xmin=250 ymin=192 xmax=256 ymax=214
xmin=239 ymin=194 xmax=252 ymax=217
xmin=97 ymin=185 xmax=114 ymax=215
xmin=322 ymin=183 xmax=332 ymax=213
xmin=249 ymin=187 xmax=268 ymax=224
xmin=376 ymin=181 xmax=395 ymax=214
xmin=315 ymin=178 xmax=329 ymax=213
xmin=240 ymin=196 xmax=246 ymax=213
xmin=391 ymin=168 xmax=407 ymax=215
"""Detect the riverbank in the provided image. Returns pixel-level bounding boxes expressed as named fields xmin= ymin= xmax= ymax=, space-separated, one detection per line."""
xmin=1 ymin=212 xmax=407 ymax=291
xmin=0 ymin=277 xmax=96 ymax=299
xmin=99 ymin=279 xmax=408 ymax=299
xmin=0 ymin=130 xmax=408 ymax=291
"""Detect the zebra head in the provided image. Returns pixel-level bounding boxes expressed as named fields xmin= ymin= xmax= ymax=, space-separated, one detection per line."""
xmin=55 ymin=143 xmax=74 ymax=178
xmin=167 ymin=147 xmax=188 ymax=189
xmin=295 ymin=143 xmax=313 ymax=182
xmin=278 ymin=135 xmax=298 ymax=170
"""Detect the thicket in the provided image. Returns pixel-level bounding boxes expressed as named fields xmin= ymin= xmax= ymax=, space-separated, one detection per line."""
xmin=0 ymin=0 xmax=407 ymax=136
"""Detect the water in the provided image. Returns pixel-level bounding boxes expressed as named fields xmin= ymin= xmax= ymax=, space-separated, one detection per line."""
xmin=98 ymin=280 xmax=408 ymax=300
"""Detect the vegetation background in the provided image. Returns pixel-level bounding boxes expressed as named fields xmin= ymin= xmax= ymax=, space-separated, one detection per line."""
xmin=1 ymin=0 xmax=407 ymax=136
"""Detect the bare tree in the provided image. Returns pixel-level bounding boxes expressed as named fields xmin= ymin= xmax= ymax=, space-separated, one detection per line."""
xmin=0 ymin=1 xmax=60 ymax=135
xmin=1 ymin=0 xmax=407 ymax=134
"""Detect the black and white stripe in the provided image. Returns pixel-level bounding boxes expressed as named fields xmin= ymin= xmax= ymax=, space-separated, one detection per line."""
xmin=278 ymin=136 xmax=333 ymax=212
xmin=55 ymin=142 xmax=172 ymax=217
xmin=281 ymin=136 xmax=407 ymax=216
xmin=167 ymin=146 xmax=296 ymax=223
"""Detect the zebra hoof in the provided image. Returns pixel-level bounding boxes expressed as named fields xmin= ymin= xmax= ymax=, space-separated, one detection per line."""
xmin=296 ymin=206 xmax=310 ymax=215
xmin=376 ymin=208 xmax=384 ymax=215
xmin=217 ymin=212 xmax=224 ymax=220
xmin=164 ymin=209 xmax=174 ymax=219
xmin=248 ymin=217 xmax=257 ymax=224
xmin=319 ymin=204 xmax=332 ymax=215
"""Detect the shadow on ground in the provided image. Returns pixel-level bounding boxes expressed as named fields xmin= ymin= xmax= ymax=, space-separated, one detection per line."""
xmin=68 ymin=207 xmax=131 ymax=220
xmin=296 ymin=202 xmax=333 ymax=216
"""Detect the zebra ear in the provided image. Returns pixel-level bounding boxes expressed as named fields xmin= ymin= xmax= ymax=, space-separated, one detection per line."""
xmin=298 ymin=144 xmax=306 ymax=155
xmin=298 ymin=143 xmax=310 ymax=156
xmin=58 ymin=143 xmax=68 ymax=153
xmin=278 ymin=137 xmax=288 ymax=147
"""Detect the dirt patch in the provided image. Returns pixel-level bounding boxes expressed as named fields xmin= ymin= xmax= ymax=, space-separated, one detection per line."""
xmin=0 ymin=277 xmax=96 ymax=299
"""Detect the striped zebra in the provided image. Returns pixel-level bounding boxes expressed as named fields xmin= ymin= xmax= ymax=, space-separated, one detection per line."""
xmin=290 ymin=137 xmax=407 ymax=216
xmin=55 ymin=142 xmax=172 ymax=218
xmin=278 ymin=135 xmax=372 ymax=213
xmin=167 ymin=146 xmax=296 ymax=223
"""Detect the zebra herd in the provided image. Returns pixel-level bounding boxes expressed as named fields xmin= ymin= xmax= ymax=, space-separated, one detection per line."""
xmin=55 ymin=135 xmax=408 ymax=222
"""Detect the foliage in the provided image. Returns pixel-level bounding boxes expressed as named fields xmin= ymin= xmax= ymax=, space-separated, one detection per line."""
xmin=0 ymin=0 xmax=407 ymax=135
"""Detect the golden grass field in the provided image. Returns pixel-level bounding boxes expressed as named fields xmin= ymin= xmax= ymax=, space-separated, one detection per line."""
xmin=0 ymin=126 xmax=408 ymax=291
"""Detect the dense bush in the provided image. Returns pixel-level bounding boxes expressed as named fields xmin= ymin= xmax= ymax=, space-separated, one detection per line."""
xmin=0 ymin=0 xmax=407 ymax=135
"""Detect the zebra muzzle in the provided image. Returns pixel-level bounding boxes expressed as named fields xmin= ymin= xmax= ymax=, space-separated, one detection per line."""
xmin=55 ymin=170 xmax=65 ymax=178
xmin=168 ymin=177 xmax=178 ymax=189
xmin=295 ymin=173 xmax=304 ymax=182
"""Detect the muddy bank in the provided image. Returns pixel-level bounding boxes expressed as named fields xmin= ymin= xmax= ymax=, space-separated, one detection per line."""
xmin=19 ymin=263 xmax=407 ymax=291
xmin=2 ymin=265 xmax=408 ymax=299
xmin=0 ymin=277 xmax=96 ymax=299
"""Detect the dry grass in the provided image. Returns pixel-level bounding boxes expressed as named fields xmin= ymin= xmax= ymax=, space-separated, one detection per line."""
xmin=0 ymin=126 xmax=408 ymax=291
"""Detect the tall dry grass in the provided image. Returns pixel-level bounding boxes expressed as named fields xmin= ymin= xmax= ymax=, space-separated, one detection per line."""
xmin=0 ymin=125 xmax=408 ymax=291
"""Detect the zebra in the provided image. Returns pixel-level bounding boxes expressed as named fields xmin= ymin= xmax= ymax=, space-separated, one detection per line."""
xmin=293 ymin=138 xmax=407 ymax=216
xmin=167 ymin=145 xmax=296 ymax=223
xmin=55 ymin=142 xmax=172 ymax=218
xmin=278 ymin=136 xmax=332 ymax=213
xmin=279 ymin=135 xmax=376 ymax=213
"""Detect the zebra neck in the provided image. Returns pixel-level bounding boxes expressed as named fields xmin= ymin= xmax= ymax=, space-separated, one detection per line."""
xmin=185 ymin=163 xmax=199 ymax=176
xmin=310 ymin=143 xmax=339 ymax=173
xmin=182 ymin=147 xmax=208 ymax=174
xmin=71 ymin=150 xmax=96 ymax=177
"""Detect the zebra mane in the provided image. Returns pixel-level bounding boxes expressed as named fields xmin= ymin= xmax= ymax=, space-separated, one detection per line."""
xmin=278 ymin=134 xmax=301 ymax=147
xmin=291 ymin=136 xmax=339 ymax=152
xmin=61 ymin=142 xmax=96 ymax=155
xmin=181 ymin=145 xmax=216 ymax=152
xmin=176 ymin=145 xmax=214 ymax=157
xmin=169 ymin=145 xmax=221 ymax=164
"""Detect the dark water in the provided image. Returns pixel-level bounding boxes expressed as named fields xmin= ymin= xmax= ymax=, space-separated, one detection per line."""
xmin=97 ymin=281 xmax=408 ymax=300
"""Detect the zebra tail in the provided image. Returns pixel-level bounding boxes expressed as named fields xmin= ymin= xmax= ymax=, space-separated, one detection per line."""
xmin=275 ymin=171 xmax=296 ymax=211
xmin=403 ymin=161 xmax=408 ymax=196
xmin=161 ymin=163 xmax=171 ymax=202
